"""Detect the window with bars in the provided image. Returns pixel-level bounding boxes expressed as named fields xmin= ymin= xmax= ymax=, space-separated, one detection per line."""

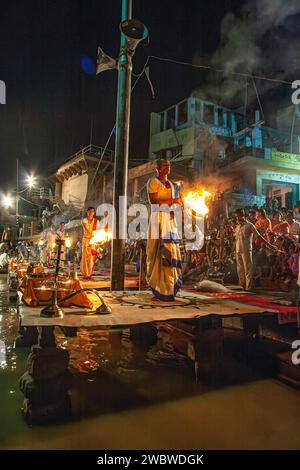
xmin=156 ymin=145 xmax=182 ymax=160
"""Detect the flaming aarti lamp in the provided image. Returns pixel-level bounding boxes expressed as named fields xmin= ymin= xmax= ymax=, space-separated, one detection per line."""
xmin=39 ymin=237 xmax=112 ymax=316
xmin=40 ymin=238 xmax=66 ymax=318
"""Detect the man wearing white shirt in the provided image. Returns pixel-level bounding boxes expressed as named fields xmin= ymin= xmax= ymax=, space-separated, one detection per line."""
xmin=287 ymin=212 xmax=300 ymax=240
xmin=234 ymin=208 xmax=276 ymax=291
xmin=0 ymin=248 xmax=10 ymax=272
xmin=293 ymin=202 xmax=300 ymax=221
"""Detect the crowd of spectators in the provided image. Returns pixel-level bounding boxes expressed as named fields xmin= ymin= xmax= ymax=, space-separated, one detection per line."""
xmin=182 ymin=200 xmax=300 ymax=288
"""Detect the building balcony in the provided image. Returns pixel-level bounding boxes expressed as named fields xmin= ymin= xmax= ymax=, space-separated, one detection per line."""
xmin=50 ymin=144 xmax=114 ymax=183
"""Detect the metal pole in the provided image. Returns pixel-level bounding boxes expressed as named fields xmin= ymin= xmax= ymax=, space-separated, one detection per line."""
xmin=138 ymin=248 xmax=142 ymax=291
xmin=110 ymin=0 xmax=132 ymax=291
xmin=16 ymin=158 xmax=19 ymax=217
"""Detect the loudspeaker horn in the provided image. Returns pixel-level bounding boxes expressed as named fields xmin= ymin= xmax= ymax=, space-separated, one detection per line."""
xmin=96 ymin=47 xmax=117 ymax=74
xmin=120 ymin=19 xmax=149 ymax=52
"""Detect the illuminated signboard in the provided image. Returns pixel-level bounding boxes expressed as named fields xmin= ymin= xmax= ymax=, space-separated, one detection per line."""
xmin=272 ymin=150 xmax=300 ymax=165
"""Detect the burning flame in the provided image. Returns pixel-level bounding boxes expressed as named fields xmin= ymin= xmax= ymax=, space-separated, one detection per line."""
xmin=65 ymin=237 xmax=71 ymax=248
xmin=183 ymin=188 xmax=211 ymax=217
xmin=89 ymin=229 xmax=112 ymax=245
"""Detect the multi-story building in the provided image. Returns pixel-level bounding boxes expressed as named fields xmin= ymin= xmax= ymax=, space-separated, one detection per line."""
xmin=148 ymin=97 xmax=300 ymax=209
xmin=50 ymin=144 xmax=115 ymax=213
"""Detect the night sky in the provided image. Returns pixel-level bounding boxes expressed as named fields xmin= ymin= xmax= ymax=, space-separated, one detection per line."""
xmin=0 ymin=0 xmax=299 ymax=191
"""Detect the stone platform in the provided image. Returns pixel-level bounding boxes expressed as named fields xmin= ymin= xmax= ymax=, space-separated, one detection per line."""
xmin=19 ymin=290 xmax=276 ymax=328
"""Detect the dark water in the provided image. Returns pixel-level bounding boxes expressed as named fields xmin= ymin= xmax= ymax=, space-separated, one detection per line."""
xmin=1 ymin=277 xmax=300 ymax=450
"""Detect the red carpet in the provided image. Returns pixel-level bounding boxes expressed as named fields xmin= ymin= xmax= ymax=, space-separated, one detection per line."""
xmin=188 ymin=290 xmax=297 ymax=325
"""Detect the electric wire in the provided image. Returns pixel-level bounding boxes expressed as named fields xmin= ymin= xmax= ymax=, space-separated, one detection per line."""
xmin=90 ymin=56 xmax=151 ymax=188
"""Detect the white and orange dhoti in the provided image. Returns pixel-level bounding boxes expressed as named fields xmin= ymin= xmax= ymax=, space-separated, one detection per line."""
xmin=80 ymin=218 xmax=98 ymax=278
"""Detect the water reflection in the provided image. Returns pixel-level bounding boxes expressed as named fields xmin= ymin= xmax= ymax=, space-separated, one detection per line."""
xmin=0 ymin=276 xmax=293 ymax=427
xmin=52 ymin=318 xmax=270 ymax=419
xmin=0 ymin=277 xmax=19 ymax=372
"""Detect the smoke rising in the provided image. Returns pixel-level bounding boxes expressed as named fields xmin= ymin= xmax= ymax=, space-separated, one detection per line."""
xmin=193 ymin=0 xmax=300 ymax=105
